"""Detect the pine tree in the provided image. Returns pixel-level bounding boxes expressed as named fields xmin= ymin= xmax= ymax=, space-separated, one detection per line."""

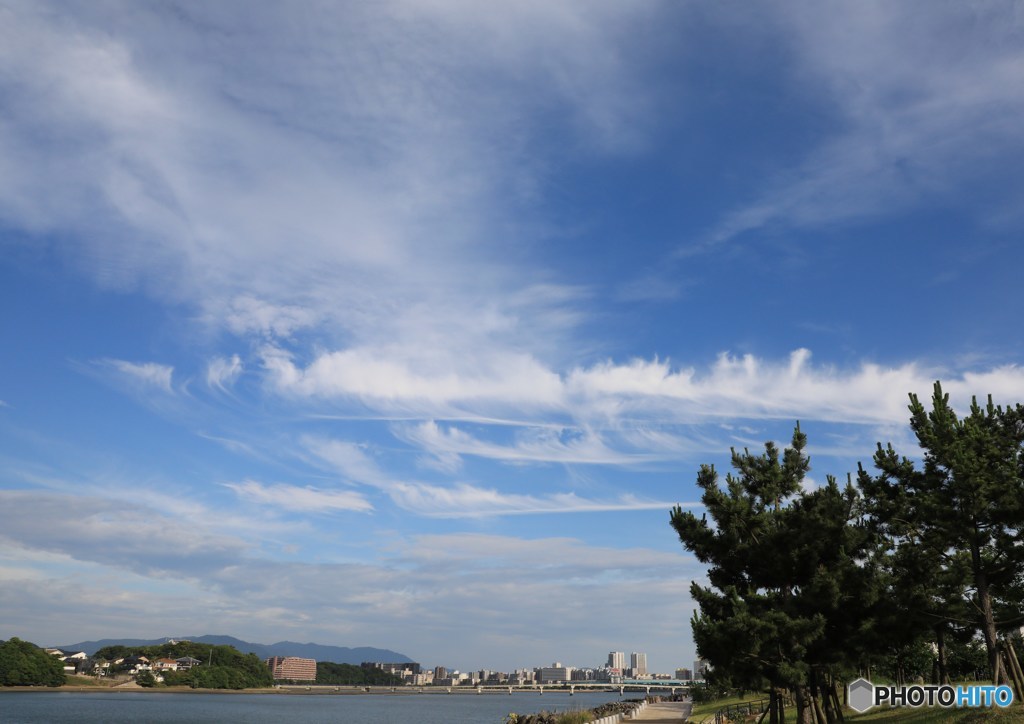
xmin=671 ymin=425 xmax=875 ymax=724
xmin=860 ymin=382 xmax=1024 ymax=686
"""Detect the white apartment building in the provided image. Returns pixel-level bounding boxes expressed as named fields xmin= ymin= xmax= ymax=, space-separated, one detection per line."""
xmin=539 ymin=663 xmax=572 ymax=683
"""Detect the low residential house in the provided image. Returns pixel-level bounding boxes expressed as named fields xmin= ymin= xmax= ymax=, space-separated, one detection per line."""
xmin=50 ymin=650 xmax=90 ymax=675
xmin=45 ymin=648 xmax=87 ymax=661
xmin=176 ymin=656 xmax=202 ymax=670
xmin=122 ymin=656 xmax=152 ymax=674
xmin=154 ymin=658 xmax=179 ymax=672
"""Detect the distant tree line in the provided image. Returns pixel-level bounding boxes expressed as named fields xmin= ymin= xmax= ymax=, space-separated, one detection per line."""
xmin=315 ymin=662 xmax=405 ymax=686
xmin=671 ymin=383 xmax=1024 ymax=724
xmin=0 ymin=638 xmax=65 ymax=687
xmin=95 ymin=642 xmax=273 ymax=689
xmin=92 ymin=641 xmax=406 ymax=689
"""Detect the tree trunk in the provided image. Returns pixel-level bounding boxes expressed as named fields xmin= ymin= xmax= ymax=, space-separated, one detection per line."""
xmin=812 ymin=692 xmax=828 ymax=724
xmin=795 ymin=685 xmax=814 ymax=724
xmin=829 ymin=678 xmax=845 ymax=723
xmin=935 ymin=625 xmax=950 ymax=686
xmin=769 ymin=688 xmax=780 ymax=724
xmin=1006 ymin=640 xmax=1024 ymax=695
xmin=813 ymin=670 xmax=836 ymax=724
xmin=973 ymin=547 xmax=1007 ymax=685
xmin=1001 ymin=649 xmax=1023 ymax=704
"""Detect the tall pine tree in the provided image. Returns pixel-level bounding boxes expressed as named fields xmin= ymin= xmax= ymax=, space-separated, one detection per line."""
xmin=672 ymin=425 xmax=875 ymax=724
xmin=859 ymin=382 xmax=1024 ymax=686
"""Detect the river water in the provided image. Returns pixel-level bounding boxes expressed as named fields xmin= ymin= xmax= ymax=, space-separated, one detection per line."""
xmin=0 ymin=690 xmax=634 ymax=723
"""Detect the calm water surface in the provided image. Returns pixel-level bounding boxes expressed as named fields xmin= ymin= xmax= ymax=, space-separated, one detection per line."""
xmin=0 ymin=690 xmax=633 ymax=723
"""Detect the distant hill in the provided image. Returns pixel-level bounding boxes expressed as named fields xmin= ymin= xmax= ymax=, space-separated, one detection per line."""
xmin=55 ymin=634 xmax=413 ymax=664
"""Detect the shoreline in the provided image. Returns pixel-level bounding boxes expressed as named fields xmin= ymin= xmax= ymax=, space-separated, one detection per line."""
xmin=1 ymin=685 xmax=628 ymax=696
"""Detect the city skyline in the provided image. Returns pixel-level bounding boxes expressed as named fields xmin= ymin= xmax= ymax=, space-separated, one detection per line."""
xmin=3 ymin=1 xmax=1024 ymax=672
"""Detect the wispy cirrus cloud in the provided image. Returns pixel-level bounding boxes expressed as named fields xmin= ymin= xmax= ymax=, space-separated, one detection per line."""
xmin=400 ymin=420 xmax=660 ymax=467
xmin=701 ymin=2 xmax=1024 ymax=248
xmin=206 ymin=354 xmax=242 ymax=392
xmin=224 ymin=480 xmax=373 ymax=514
xmin=303 ymin=436 xmax=686 ymax=518
xmin=388 ymin=484 xmax=691 ymax=519
xmin=101 ymin=359 xmax=175 ymax=393
xmin=395 ymin=533 xmax=698 ymax=577
xmin=0 ymin=0 xmax=656 ymax=369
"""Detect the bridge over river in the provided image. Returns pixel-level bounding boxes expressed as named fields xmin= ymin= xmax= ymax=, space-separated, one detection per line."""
xmin=276 ymin=681 xmax=693 ymax=697
xmin=473 ymin=680 xmax=692 ymax=697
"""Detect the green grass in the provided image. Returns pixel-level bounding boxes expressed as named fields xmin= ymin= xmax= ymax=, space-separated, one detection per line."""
xmin=688 ymin=694 xmax=762 ymax=723
xmin=847 ymin=706 xmax=1021 ymax=722
xmin=686 ymin=695 xmax=1022 ymax=723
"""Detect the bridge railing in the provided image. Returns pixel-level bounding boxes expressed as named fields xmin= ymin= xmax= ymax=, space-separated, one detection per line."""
xmin=712 ymin=697 xmax=768 ymax=724
xmin=711 ymin=693 xmax=797 ymax=724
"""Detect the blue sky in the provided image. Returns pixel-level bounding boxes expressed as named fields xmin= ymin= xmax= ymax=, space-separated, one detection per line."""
xmin=2 ymin=1 xmax=1024 ymax=674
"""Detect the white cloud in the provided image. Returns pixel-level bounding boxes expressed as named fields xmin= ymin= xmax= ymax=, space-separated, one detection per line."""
xmin=102 ymin=359 xmax=174 ymax=392
xmin=303 ymin=438 xmax=394 ymax=489
xmin=263 ymin=346 xmax=564 ymax=409
xmin=0 ymin=491 xmax=247 ymax=579
xmin=395 ymin=532 xmax=697 ymax=577
xmin=304 ymin=435 xmax=689 ymax=518
xmin=401 ymin=420 xmax=659 ymax=466
xmin=224 ymin=480 xmax=373 ymax=514
xmin=0 ymin=529 xmax=699 ymax=670
xmin=273 ymin=346 xmax=1024 ymax=431
xmin=388 ymin=483 xmax=693 ymax=519
xmin=221 ymin=297 xmax=317 ymax=339
xmin=206 ymin=354 xmax=242 ymax=391
xmin=0 ymin=1 xmax=656 ymax=375
xmin=704 ymin=2 xmax=1024 ymax=246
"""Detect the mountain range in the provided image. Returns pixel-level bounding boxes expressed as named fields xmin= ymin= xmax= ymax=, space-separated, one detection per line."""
xmin=55 ymin=634 xmax=413 ymax=665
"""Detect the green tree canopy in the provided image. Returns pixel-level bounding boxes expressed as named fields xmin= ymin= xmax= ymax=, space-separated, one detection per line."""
xmin=315 ymin=662 xmax=404 ymax=686
xmin=671 ymin=425 xmax=876 ymax=724
xmin=0 ymin=638 xmax=66 ymax=687
xmin=859 ymin=382 xmax=1024 ymax=685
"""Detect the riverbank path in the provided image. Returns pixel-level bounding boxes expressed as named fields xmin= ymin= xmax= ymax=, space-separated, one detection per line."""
xmin=632 ymin=700 xmax=692 ymax=722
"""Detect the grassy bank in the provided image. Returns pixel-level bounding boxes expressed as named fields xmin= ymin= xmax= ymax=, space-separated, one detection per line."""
xmin=687 ymin=696 xmax=1021 ymax=723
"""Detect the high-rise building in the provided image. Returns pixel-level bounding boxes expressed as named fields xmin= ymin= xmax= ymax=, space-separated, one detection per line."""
xmin=694 ymin=657 xmax=709 ymax=680
xmin=675 ymin=667 xmax=693 ymax=681
xmin=607 ymin=651 xmax=625 ymax=670
xmin=266 ymin=656 xmax=317 ymax=682
xmin=630 ymin=652 xmax=647 ymax=677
